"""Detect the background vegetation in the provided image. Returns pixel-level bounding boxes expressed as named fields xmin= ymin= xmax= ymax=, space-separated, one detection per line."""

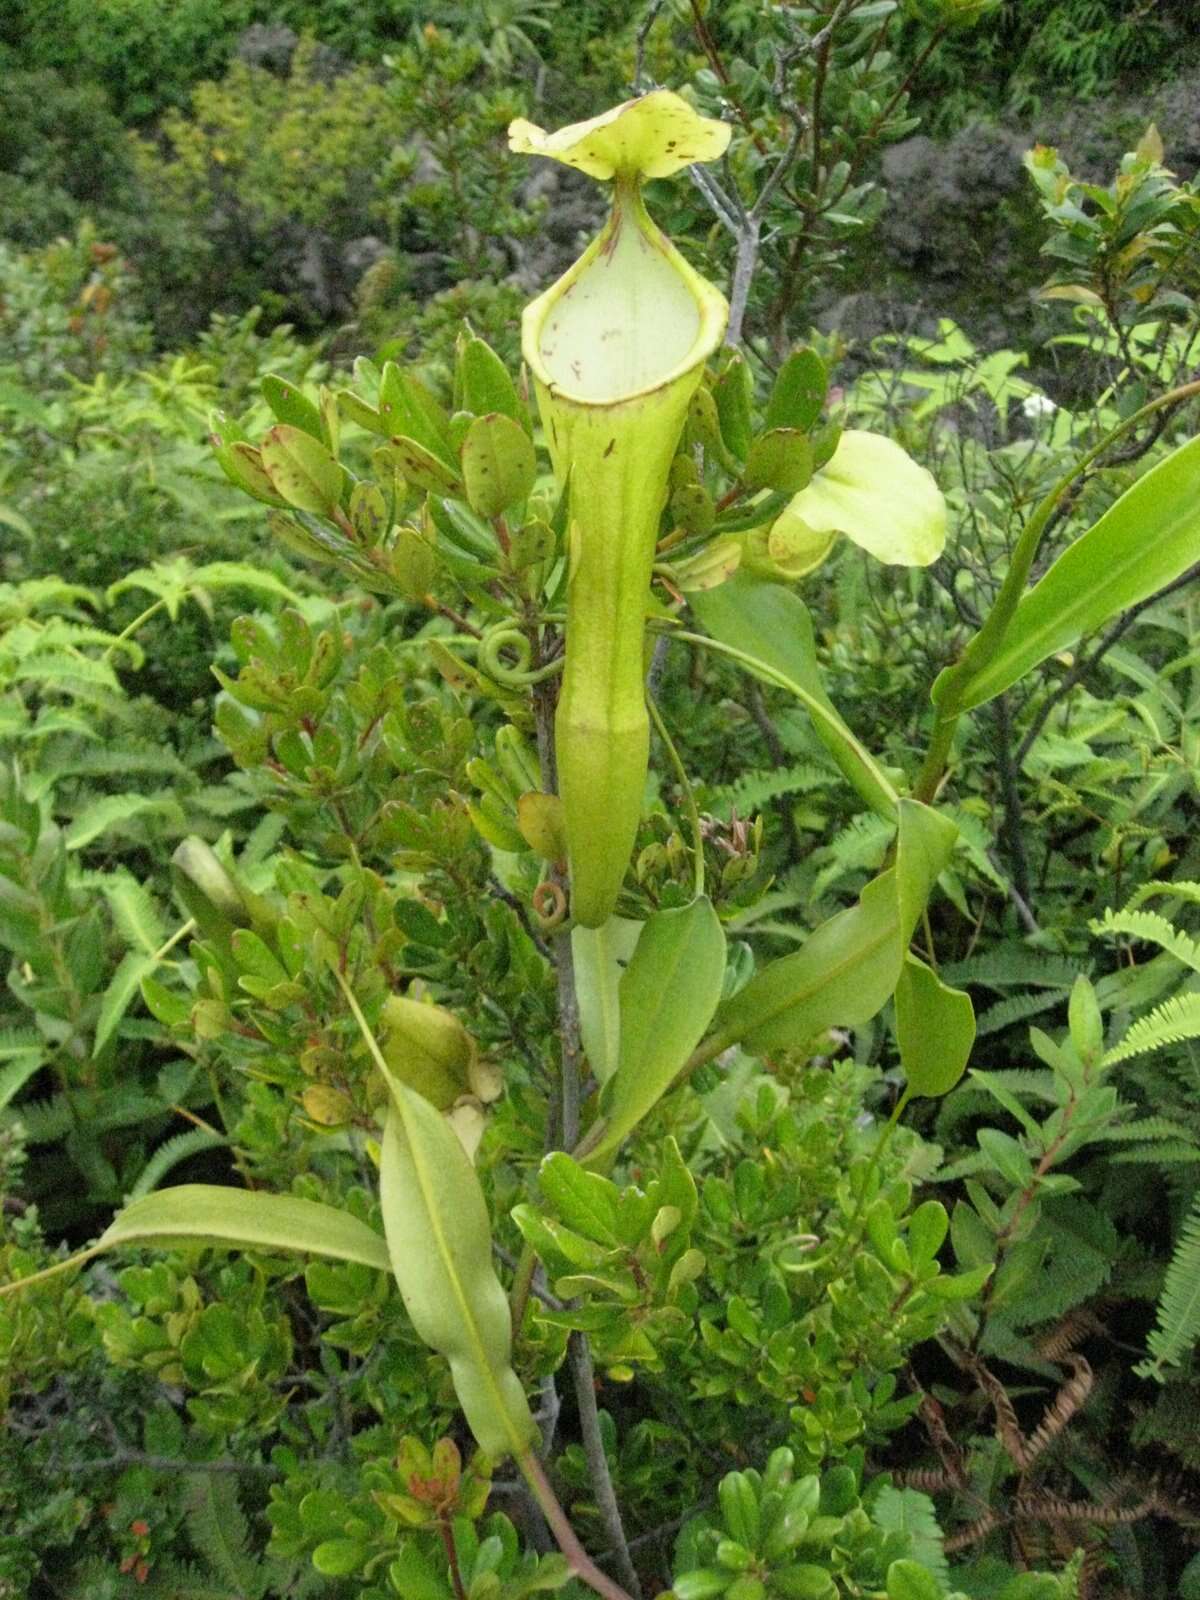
xmin=2 ymin=3 xmax=1199 ymax=1598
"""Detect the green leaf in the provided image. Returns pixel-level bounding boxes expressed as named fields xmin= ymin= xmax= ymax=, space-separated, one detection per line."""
xmin=689 ymin=573 xmax=899 ymax=820
xmin=955 ymin=434 xmax=1200 ymax=710
xmin=571 ymin=916 xmax=642 ymax=1087
xmin=743 ymin=429 xmax=814 ymax=494
xmin=379 ymin=436 xmax=461 ymax=496
xmin=713 ymin=801 xmax=956 ymax=1054
xmin=379 ymin=1079 xmax=537 ymax=1459
xmin=461 ymin=413 xmax=537 ymax=518
xmin=585 ymin=897 xmax=726 ymax=1166
xmin=379 ymin=362 xmax=457 ymax=469
xmin=538 ymin=1153 xmax=620 ymax=1246
xmin=976 ymin=1128 xmax=1034 ymax=1187
xmin=778 ymin=431 xmax=946 ymax=566
xmin=765 ymin=347 xmax=828 ymax=433
xmin=886 ymin=1558 xmax=943 ymax=1600
xmin=458 ymin=334 xmax=529 ymax=431
xmin=95 ymin=1185 xmax=391 ymax=1271
xmin=260 ymin=425 xmax=343 ymax=516
xmin=895 ymin=956 xmax=975 ymax=1097
xmin=262 ymin=374 xmax=326 ymax=442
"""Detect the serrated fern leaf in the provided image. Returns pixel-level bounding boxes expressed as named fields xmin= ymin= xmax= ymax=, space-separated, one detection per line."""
xmin=64 ymin=793 xmax=184 ymax=851
xmin=1137 ymin=1194 xmax=1200 ymax=1381
xmin=1104 ymin=992 xmax=1200 ymax=1064
xmin=1124 ymin=880 xmax=1200 ymax=912
xmin=0 ymin=1052 xmax=44 ymax=1110
xmin=128 ymin=1129 xmax=227 ymax=1201
xmin=812 ymin=813 xmax=894 ymax=898
xmin=976 ymin=988 xmax=1066 ymax=1037
xmin=707 ymin=761 xmax=831 ymax=819
xmin=1090 ymin=1117 xmax=1199 ymax=1144
xmin=942 ymin=946 xmax=1081 ymax=991
xmin=0 ymin=1026 xmax=41 ymax=1058
xmin=184 ymin=1474 xmax=263 ymax=1597
xmin=871 ymin=1485 xmax=949 ymax=1585
xmin=93 ymin=949 xmax=160 ymax=1057
xmin=1110 ymin=1142 xmax=1200 ymax=1165
xmin=1091 ymin=907 xmax=1200 ymax=975
xmin=91 ymin=870 xmax=166 ymax=953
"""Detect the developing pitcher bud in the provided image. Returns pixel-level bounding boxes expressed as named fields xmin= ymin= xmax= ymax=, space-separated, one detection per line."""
xmin=511 ymin=92 xmax=731 ymax=927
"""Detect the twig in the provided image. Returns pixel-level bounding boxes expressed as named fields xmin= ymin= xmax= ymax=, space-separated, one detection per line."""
xmin=1015 ymin=562 xmax=1200 ymax=767
xmin=632 ymin=0 xmax=666 ymax=89
xmin=70 ymin=1450 xmax=280 ymax=1478
xmin=568 ymin=1333 xmax=644 ymax=1599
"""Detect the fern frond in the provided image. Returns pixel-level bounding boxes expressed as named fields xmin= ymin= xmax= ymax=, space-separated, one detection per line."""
xmin=1091 ymin=907 xmax=1200 ymax=975
xmin=812 ymin=813 xmax=894 ymax=898
xmin=0 ymin=1026 xmax=41 ymax=1058
xmin=870 ymin=1485 xmax=949 ymax=1585
xmin=128 ymin=1129 xmax=227 ymax=1201
xmin=707 ymin=762 xmax=831 ymax=819
xmin=0 ymin=1052 xmax=44 ymax=1111
xmin=89 ymin=870 xmax=166 ymax=954
xmin=184 ymin=1474 xmax=263 ymax=1597
xmin=1109 ymin=1142 xmax=1200 ymax=1165
xmin=942 ymin=946 xmax=1081 ymax=991
xmin=1136 ymin=1193 xmax=1200 ymax=1381
xmin=5 ymin=1087 xmax=165 ymax=1144
xmin=64 ymin=793 xmax=184 ymax=852
xmin=1124 ymin=880 xmax=1200 ymax=912
xmin=1089 ymin=1117 xmax=1199 ymax=1145
xmin=1104 ymin=992 xmax=1200 ymax=1065
xmin=976 ymin=988 xmax=1066 ymax=1037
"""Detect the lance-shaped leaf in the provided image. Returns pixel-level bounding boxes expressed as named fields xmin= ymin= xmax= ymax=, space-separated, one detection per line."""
xmin=379 ymin=1080 xmax=537 ymax=1460
xmin=711 ymin=800 xmax=956 ymax=1055
xmin=379 ymin=437 xmax=461 ymax=497
xmin=457 ymin=333 xmax=530 ymax=432
xmin=262 ymin=374 xmax=326 ymax=442
xmin=260 ymin=425 xmax=343 ymax=517
xmin=949 ymin=434 xmax=1200 ymax=711
xmin=378 ymin=362 xmax=457 ymax=470
xmin=765 ymin=347 xmax=828 ymax=433
xmin=582 ymin=896 xmax=726 ymax=1166
xmin=461 ymin=413 xmax=537 ymax=518
xmin=0 ymin=1184 xmax=392 ymax=1300
xmin=95 ymin=1184 xmax=391 ymax=1269
xmin=209 ymin=415 xmax=289 ymax=507
xmin=689 ymin=573 xmax=899 ymax=821
xmin=571 ymin=915 xmax=643 ymax=1087
xmin=895 ymin=955 xmax=975 ymax=1098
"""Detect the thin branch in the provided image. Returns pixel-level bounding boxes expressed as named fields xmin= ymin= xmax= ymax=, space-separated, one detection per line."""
xmin=568 ymin=1333 xmax=643 ymax=1599
xmin=1015 ymin=562 xmax=1200 ymax=767
xmin=632 ymin=0 xmax=666 ymax=89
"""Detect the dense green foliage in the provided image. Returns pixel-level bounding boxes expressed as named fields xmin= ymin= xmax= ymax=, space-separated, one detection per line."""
xmin=2 ymin=5 xmax=1200 ymax=1600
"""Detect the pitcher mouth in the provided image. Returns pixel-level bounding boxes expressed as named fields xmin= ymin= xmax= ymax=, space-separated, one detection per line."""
xmin=523 ymin=184 xmax=727 ymax=411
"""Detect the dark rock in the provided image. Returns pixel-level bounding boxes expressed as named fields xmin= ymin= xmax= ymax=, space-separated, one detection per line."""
xmin=234 ymin=24 xmax=300 ymax=76
xmin=234 ymin=24 xmax=344 ymax=82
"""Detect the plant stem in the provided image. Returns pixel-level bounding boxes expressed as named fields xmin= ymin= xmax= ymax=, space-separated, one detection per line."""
xmin=517 ymin=1449 xmax=637 ymax=1600
xmin=648 ymin=691 xmax=704 ymax=900
xmin=568 ymin=1333 xmax=643 ymax=1599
